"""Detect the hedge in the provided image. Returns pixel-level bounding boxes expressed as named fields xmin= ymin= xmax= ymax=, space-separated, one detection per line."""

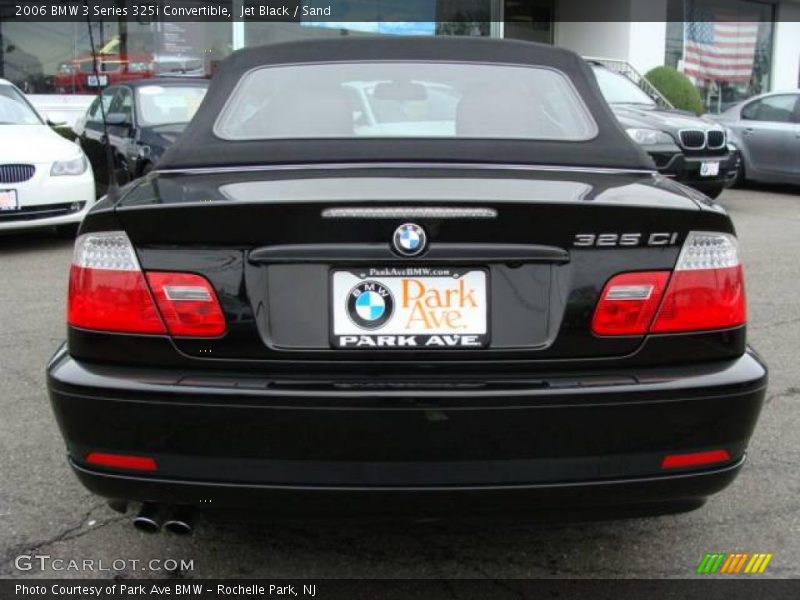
xmin=644 ymin=66 xmax=704 ymax=115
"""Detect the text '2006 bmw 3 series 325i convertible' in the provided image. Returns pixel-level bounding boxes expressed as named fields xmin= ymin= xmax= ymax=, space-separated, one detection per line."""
xmin=47 ymin=38 xmax=767 ymax=522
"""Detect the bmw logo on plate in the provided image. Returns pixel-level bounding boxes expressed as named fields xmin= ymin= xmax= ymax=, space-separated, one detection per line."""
xmin=347 ymin=281 xmax=394 ymax=330
xmin=393 ymin=223 xmax=427 ymax=256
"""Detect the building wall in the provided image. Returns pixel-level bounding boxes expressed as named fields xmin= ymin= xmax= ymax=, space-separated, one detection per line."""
xmin=554 ymin=0 xmax=633 ymax=59
xmin=627 ymin=22 xmax=668 ymax=74
xmin=555 ymin=0 xmax=667 ymax=74
xmin=771 ymin=5 xmax=800 ymax=90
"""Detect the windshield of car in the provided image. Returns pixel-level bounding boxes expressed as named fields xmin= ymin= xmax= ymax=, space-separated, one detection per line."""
xmin=0 ymin=85 xmax=43 ymax=125
xmin=215 ymin=62 xmax=597 ymax=141
xmin=592 ymin=66 xmax=656 ymax=106
xmin=136 ymin=85 xmax=207 ymax=126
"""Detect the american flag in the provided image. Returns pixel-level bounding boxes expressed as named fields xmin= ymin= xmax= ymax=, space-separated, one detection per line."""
xmin=682 ymin=10 xmax=760 ymax=82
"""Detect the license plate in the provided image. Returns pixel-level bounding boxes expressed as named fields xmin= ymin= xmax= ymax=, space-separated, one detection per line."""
xmin=700 ymin=161 xmax=720 ymax=177
xmin=331 ymin=267 xmax=488 ymax=349
xmin=87 ymin=74 xmax=108 ymax=87
xmin=0 ymin=189 xmax=19 ymax=211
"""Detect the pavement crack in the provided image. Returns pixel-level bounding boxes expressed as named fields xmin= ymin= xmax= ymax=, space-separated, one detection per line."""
xmin=0 ymin=501 xmax=125 ymax=576
xmin=765 ymin=387 xmax=800 ymax=404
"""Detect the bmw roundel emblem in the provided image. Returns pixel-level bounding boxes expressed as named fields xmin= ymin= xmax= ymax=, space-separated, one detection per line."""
xmin=393 ymin=223 xmax=427 ymax=257
xmin=347 ymin=281 xmax=394 ymax=330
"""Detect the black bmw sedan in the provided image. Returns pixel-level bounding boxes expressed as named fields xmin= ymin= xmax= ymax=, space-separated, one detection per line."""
xmin=75 ymin=78 xmax=208 ymax=196
xmin=47 ymin=38 xmax=766 ymax=526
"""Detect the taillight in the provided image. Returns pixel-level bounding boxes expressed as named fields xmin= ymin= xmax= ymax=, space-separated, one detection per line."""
xmin=68 ymin=231 xmax=226 ymax=337
xmin=592 ymin=231 xmax=746 ymax=336
xmin=146 ymin=272 xmax=226 ymax=337
xmin=591 ymin=271 xmax=670 ymax=336
xmin=68 ymin=232 xmax=166 ymax=334
xmin=651 ymin=232 xmax=746 ymax=333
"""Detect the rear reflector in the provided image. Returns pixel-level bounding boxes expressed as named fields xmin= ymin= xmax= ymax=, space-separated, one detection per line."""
xmin=592 ymin=272 xmax=669 ymax=336
xmin=147 ymin=272 xmax=226 ymax=337
xmin=68 ymin=232 xmax=166 ymax=334
xmin=661 ymin=449 xmax=731 ymax=469
xmin=85 ymin=452 xmax=158 ymax=472
xmin=593 ymin=232 xmax=746 ymax=336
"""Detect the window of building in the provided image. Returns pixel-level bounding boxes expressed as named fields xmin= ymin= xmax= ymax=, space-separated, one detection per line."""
xmin=0 ymin=20 xmax=230 ymax=94
xmin=665 ymin=0 xmax=775 ymax=113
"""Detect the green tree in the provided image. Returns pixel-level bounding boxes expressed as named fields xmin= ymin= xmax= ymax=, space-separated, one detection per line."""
xmin=644 ymin=66 xmax=704 ymax=115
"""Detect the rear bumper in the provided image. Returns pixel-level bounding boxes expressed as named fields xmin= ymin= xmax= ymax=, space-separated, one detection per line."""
xmin=47 ymin=347 xmax=767 ymax=514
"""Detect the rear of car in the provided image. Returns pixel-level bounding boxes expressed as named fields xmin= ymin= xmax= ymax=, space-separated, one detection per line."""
xmin=0 ymin=79 xmax=95 ymax=233
xmin=47 ymin=39 xmax=766 ymax=518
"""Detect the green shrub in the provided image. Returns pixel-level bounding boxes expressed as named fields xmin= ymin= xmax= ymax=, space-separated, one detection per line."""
xmin=644 ymin=66 xmax=704 ymax=115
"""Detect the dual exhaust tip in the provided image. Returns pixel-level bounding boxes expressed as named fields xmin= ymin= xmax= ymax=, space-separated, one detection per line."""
xmin=123 ymin=502 xmax=194 ymax=535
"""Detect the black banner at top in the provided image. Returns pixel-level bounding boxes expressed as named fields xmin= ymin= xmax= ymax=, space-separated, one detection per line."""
xmin=0 ymin=0 xmax=780 ymax=23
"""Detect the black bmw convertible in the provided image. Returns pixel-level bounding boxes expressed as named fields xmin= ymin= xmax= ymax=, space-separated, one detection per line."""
xmin=47 ymin=38 xmax=766 ymax=527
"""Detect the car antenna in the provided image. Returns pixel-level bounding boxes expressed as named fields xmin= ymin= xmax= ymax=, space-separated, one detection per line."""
xmin=84 ymin=1 xmax=119 ymax=200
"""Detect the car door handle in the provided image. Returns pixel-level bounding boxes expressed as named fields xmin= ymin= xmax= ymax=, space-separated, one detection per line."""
xmin=742 ymin=128 xmax=755 ymax=136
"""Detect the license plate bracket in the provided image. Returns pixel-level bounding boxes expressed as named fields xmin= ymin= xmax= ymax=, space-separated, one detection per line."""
xmin=331 ymin=267 xmax=489 ymax=349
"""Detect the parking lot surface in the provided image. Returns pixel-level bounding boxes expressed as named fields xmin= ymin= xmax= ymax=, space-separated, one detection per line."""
xmin=1 ymin=186 xmax=798 ymax=579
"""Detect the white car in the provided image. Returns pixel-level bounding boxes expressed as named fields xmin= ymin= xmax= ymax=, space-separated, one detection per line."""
xmin=0 ymin=78 xmax=95 ymax=234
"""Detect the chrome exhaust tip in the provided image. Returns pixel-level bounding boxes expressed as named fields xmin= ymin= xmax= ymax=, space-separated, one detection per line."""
xmin=132 ymin=502 xmax=162 ymax=533
xmin=163 ymin=507 xmax=194 ymax=535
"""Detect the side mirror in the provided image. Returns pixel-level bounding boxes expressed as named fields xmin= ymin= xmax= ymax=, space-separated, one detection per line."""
xmin=45 ymin=112 xmax=68 ymax=128
xmin=106 ymin=112 xmax=131 ymax=127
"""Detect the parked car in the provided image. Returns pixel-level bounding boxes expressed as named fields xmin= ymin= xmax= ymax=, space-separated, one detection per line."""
xmin=0 ymin=78 xmax=94 ymax=234
xmin=54 ymin=35 xmax=207 ymax=94
xmin=48 ymin=39 xmax=765 ymax=528
xmin=710 ymin=90 xmax=800 ymax=186
xmin=591 ymin=63 xmax=736 ymax=198
xmin=75 ymin=78 xmax=208 ymax=195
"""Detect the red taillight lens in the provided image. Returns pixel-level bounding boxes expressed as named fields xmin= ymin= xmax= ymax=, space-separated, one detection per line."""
xmin=85 ymin=452 xmax=158 ymax=472
xmin=591 ymin=271 xmax=670 ymax=336
xmin=650 ymin=266 xmax=745 ymax=333
xmin=661 ymin=449 xmax=731 ymax=469
xmin=146 ymin=272 xmax=226 ymax=337
xmin=593 ymin=232 xmax=746 ymax=336
xmin=68 ymin=232 xmax=226 ymax=337
xmin=68 ymin=232 xmax=166 ymax=334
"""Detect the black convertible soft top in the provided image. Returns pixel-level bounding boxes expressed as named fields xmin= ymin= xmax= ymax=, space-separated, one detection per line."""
xmin=158 ymin=37 xmax=653 ymax=170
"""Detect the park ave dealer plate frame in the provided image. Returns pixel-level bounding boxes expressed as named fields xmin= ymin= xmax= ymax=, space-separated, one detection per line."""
xmin=330 ymin=267 xmax=489 ymax=349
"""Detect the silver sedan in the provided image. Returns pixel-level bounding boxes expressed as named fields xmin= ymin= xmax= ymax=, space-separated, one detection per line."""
xmin=711 ymin=90 xmax=800 ymax=186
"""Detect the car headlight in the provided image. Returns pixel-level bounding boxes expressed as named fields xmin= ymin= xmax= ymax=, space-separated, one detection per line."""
xmin=625 ymin=128 xmax=673 ymax=146
xmin=51 ymin=155 xmax=88 ymax=176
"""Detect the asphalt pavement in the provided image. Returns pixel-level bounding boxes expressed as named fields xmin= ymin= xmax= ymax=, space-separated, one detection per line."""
xmin=1 ymin=186 xmax=798 ymax=579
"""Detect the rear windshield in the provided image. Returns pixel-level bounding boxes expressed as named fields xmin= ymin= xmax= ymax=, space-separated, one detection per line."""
xmin=214 ymin=62 xmax=597 ymax=141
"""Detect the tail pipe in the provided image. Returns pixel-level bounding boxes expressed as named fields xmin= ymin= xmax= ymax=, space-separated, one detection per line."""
xmin=132 ymin=502 xmax=163 ymax=533
xmin=164 ymin=506 xmax=195 ymax=535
